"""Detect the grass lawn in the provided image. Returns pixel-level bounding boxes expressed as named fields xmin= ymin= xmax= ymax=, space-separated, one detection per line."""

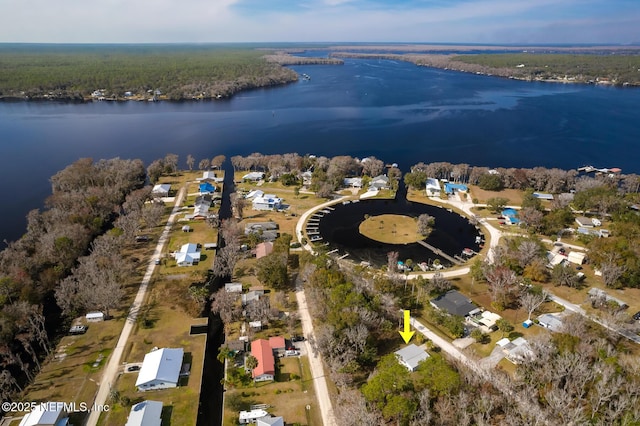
xmin=359 ymin=214 xmax=422 ymax=244
xmin=468 ymin=186 xmax=524 ymax=205
xmin=223 ymin=355 xmax=320 ymax=426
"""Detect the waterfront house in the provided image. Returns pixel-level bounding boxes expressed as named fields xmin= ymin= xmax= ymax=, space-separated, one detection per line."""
xmin=151 ymin=184 xmax=171 ymax=198
xmin=430 ymin=290 xmax=480 ymax=318
xmin=425 ymin=178 xmax=441 ymax=196
xmin=343 ymin=177 xmax=363 ymax=188
xmin=395 ymin=344 xmax=430 ymax=372
xmin=250 ymin=339 xmax=275 ymax=382
xmin=136 ymin=348 xmax=184 ymax=391
xmin=242 ymin=172 xmax=265 ymax=182
xmin=252 ymin=195 xmax=282 ymax=211
xmin=444 ymin=182 xmax=468 ymax=194
xmin=369 ymin=175 xmax=390 ymax=190
xmin=125 ymin=400 xmax=163 ymax=426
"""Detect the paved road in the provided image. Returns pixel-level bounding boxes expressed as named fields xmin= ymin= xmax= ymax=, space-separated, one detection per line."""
xmin=295 ymin=278 xmax=337 ymax=426
xmin=85 ymin=185 xmax=187 ymax=426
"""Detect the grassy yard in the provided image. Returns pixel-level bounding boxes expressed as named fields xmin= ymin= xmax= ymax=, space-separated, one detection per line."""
xmin=468 ymin=186 xmax=524 ymax=205
xmin=99 ymin=277 xmax=207 ymax=426
xmin=222 ymin=355 xmax=320 ymax=426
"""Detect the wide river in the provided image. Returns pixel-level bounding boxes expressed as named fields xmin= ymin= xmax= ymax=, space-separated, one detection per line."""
xmin=1 ymin=57 xmax=639 ymax=242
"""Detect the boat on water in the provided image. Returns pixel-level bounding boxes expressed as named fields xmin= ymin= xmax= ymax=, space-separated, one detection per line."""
xmin=301 ymin=73 xmax=311 ymax=81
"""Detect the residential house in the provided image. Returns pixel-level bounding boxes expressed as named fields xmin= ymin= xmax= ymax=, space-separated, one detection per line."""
xmin=225 ymin=282 xmax=243 ymax=293
xmin=588 ymin=288 xmax=628 ymax=310
xmin=532 ymin=192 xmax=554 ymax=200
xmin=343 ymin=177 xmax=363 ymax=188
xmin=252 ymin=195 xmax=282 ymax=211
xmin=18 ymin=403 xmax=69 ymax=426
xmin=175 ymin=243 xmax=201 ymax=266
xmin=425 ymin=178 xmax=441 ymax=196
xmin=500 ymin=337 xmax=532 ymax=364
xmin=575 ymin=217 xmax=593 ymax=228
xmin=125 ymin=400 xmax=163 ymax=426
xmin=394 ymin=344 xmax=430 ymax=372
xmin=300 ymin=170 xmax=313 ymax=186
xmin=369 ymin=175 xmax=390 ymax=191
xmin=537 ymin=313 xmax=564 ymax=332
xmin=242 ymin=289 xmax=266 ymax=307
xmin=255 ymin=242 xmax=274 ymax=259
xmin=567 ymin=251 xmax=586 ymax=265
xmin=242 ymin=172 xmax=265 ymax=182
xmin=135 ymin=348 xmax=184 ymax=391
xmin=469 ymin=311 xmax=501 ymax=332
xmin=444 ymin=182 xmax=468 ymax=194
xmin=151 ymin=184 xmax=171 ymax=198
xmin=245 ymin=189 xmax=264 ymax=200
xmin=250 ymin=339 xmax=275 ymax=382
xmin=199 ymin=182 xmax=216 ymax=194
xmin=257 ymin=416 xmax=285 ymax=426
xmin=198 ymin=171 xmax=220 ymax=182
xmin=239 ymin=410 xmax=269 ymax=424
xmin=268 ymin=336 xmax=286 ymax=357
xmin=245 ymin=222 xmax=279 ymax=241
xmin=430 ymin=290 xmax=480 ymax=317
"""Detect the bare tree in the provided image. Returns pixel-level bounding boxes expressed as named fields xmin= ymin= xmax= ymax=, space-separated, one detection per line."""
xmin=599 ymin=261 xmax=626 ymax=288
xmin=335 ymin=388 xmax=384 ymax=426
xmin=211 ymin=155 xmax=226 ymax=169
xmin=186 ymin=154 xmax=195 ymax=171
xmin=210 ymin=288 xmax=240 ymax=333
xmin=230 ymin=192 xmax=246 ymax=220
xmin=198 ymin=158 xmax=211 ymax=170
xmin=387 ymin=251 xmax=399 ymax=274
xmin=484 ymin=266 xmax=518 ymax=308
xmin=520 ymin=290 xmax=549 ymax=321
xmin=141 ymin=201 xmax=165 ymax=229
xmin=163 ymin=153 xmax=179 ymax=175
xmin=417 ymin=214 xmax=435 ymax=237
xmin=430 ymin=272 xmax=452 ymax=294
xmin=361 ymin=156 xmax=385 ymax=177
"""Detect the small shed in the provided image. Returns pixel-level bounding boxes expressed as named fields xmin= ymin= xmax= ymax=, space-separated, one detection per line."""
xmin=225 ymin=283 xmax=243 ymax=293
xmin=86 ymin=312 xmax=104 ymax=322
xmin=182 ymin=225 xmax=191 ymax=232
xmin=125 ymin=400 xmax=163 ymax=426
xmin=575 ymin=217 xmax=593 ymax=228
xmin=151 ymin=184 xmax=171 ymax=198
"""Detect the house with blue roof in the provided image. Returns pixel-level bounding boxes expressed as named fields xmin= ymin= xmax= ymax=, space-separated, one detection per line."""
xmin=199 ymin=182 xmax=216 ymax=194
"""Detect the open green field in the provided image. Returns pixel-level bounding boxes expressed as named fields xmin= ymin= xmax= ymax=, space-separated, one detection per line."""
xmin=0 ymin=44 xmax=297 ymax=100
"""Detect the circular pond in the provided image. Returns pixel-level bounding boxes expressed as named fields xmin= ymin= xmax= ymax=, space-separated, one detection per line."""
xmin=310 ymin=194 xmax=482 ymax=268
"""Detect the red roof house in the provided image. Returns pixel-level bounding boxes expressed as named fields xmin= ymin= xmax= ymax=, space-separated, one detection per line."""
xmin=250 ymin=339 xmax=275 ymax=382
xmin=255 ymin=242 xmax=274 ymax=259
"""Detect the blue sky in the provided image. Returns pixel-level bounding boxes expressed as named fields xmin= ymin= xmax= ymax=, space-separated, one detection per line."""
xmin=0 ymin=0 xmax=638 ymax=43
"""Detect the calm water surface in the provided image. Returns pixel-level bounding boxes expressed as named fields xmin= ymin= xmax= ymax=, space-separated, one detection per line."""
xmin=1 ymin=58 xmax=639 ymax=242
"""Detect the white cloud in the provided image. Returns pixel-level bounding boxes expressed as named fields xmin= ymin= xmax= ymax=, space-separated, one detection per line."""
xmin=0 ymin=0 xmax=636 ymax=43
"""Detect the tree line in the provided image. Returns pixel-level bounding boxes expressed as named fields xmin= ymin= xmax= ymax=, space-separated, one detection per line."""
xmin=231 ymin=152 xmax=400 ymax=197
xmin=0 ymin=45 xmax=298 ymax=101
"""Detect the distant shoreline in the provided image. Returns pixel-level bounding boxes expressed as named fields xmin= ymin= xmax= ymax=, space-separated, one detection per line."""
xmin=328 ymin=51 xmax=640 ymax=87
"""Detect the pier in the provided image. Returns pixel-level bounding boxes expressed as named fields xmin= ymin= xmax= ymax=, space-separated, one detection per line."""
xmin=417 ymin=240 xmax=462 ymax=266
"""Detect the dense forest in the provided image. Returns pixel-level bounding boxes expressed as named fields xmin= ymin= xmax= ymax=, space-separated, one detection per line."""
xmin=0 ymin=45 xmax=298 ymax=101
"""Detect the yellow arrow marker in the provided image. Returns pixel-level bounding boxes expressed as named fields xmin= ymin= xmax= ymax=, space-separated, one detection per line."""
xmin=398 ymin=310 xmax=415 ymax=344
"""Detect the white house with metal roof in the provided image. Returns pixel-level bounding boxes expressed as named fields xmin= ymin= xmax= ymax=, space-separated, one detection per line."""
xmin=19 ymin=403 xmax=69 ymax=426
xmin=125 ymin=400 xmax=163 ymax=426
xmin=175 ymin=243 xmax=201 ymax=266
xmin=394 ymin=344 xmax=430 ymax=372
xmin=151 ymin=184 xmax=171 ymax=198
xmin=136 ymin=348 xmax=184 ymax=391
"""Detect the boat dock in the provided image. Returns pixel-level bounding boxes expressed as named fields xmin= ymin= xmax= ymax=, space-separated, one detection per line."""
xmin=417 ymin=240 xmax=462 ymax=265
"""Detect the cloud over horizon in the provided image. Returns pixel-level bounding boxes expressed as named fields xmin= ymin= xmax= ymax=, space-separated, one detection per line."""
xmin=0 ymin=0 xmax=638 ymax=44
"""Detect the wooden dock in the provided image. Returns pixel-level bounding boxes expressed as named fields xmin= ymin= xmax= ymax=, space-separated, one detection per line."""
xmin=417 ymin=240 xmax=462 ymax=265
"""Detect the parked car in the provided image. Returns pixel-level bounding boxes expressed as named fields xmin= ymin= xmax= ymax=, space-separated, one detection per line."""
xmin=69 ymin=325 xmax=87 ymax=335
xmin=126 ymin=365 xmax=141 ymax=372
xmin=292 ymin=335 xmax=305 ymax=342
xmin=135 ymin=235 xmax=150 ymax=243
xmin=633 ymin=311 xmax=640 ymax=321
